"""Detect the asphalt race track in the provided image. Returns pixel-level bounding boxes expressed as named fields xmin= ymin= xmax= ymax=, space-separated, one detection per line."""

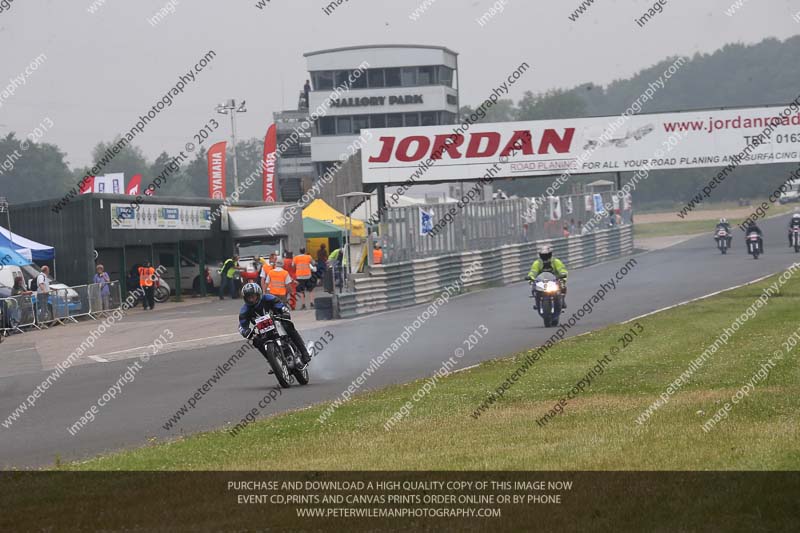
xmin=1 ymin=215 xmax=797 ymax=468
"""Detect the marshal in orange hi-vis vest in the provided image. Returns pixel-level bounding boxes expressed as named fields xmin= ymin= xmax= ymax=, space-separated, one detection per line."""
xmin=268 ymin=268 xmax=289 ymax=296
xmin=138 ymin=266 xmax=155 ymax=287
xmin=294 ymin=254 xmax=313 ymax=278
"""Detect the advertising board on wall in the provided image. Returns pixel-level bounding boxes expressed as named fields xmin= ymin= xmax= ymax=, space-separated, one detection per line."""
xmin=111 ymin=204 xmax=212 ymax=230
xmin=361 ymin=105 xmax=800 ymax=184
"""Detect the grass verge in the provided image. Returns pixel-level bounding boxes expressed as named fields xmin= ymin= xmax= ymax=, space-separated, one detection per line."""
xmin=66 ymin=272 xmax=800 ymax=471
xmin=635 ymin=203 xmax=796 ymax=239
xmin=634 ymin=219 xmax=710 ymax=239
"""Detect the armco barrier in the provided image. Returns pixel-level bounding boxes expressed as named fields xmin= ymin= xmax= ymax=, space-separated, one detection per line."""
xmin=336 ymin=226 xmax=633 ymax=319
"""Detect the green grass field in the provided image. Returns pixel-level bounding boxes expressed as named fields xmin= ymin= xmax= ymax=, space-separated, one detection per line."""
xmin=635 ymin=200 xmax=792 ymax=215
xmin=65 ymin=272 xmax=800 ymax=471
xmin=634 ymin=219 xmax=711 ymax=239
xmin=634 ymin=202 xmax=796 ymax=239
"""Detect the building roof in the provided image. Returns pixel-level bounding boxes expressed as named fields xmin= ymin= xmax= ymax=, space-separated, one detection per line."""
xmin=10 ymin=193 xmax=295 ymax=210
xmin=304 ymin=44 xmax=458 ymax=58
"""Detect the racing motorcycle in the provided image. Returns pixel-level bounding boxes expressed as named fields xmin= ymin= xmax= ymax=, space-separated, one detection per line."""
xmin=715 ymin=227 xmax=731 ymax=255
xmin=746 ymin=231 xmax=763 ymax=260
xmin=791 ymin=227 xmax=800 ymax=253
xmin=531 ymin=272 xmax=564 ymax=328
xmin=251 ymin=310 xmax=309 ymax=388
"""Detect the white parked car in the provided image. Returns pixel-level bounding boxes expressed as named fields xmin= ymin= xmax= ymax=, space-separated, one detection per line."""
xmin=0 ymin=264 xmax=83 ymax=314
xmin=156 ymin=254 xmax=223 ymax=293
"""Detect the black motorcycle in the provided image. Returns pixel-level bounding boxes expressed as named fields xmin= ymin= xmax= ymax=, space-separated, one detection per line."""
xmin=531 ymin=272 xmax=564 ymax=328
xmin=746 ymin=231 xmax=763 ymax=260
xmin=251 ymin=310 xmax=309 ymax=388
xmin=715 ymin=227 xmax=731 ymax=255
xmin=791 ymin=227 xmax=800 ymax=253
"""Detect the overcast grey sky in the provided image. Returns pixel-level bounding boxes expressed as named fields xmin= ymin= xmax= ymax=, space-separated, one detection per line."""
xmin=0 ymin=0 xmax=797 ymax=168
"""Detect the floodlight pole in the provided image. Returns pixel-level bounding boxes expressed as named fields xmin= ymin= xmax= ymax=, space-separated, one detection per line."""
xmin=0 ymin=197 xmax=11 ymax=247
xmin=215 ymin=99 xmax=248 ymax=193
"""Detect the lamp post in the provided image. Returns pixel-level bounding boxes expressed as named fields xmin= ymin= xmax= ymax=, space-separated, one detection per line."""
xmin=0 ymin=196 xmax=11 ymax=247
xmin=215 ymin=99 xmax=247 ymax=192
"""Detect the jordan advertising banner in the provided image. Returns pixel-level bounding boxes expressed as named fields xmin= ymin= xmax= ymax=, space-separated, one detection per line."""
xmin=360 ymin=104 xmax=800 ymax=184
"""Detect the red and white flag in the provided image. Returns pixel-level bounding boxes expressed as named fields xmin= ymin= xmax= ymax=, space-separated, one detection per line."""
xmin=207 ymin=141 xmax=227 ymax=200
xmin=127 ymin=174 xmax=142 ymax=195
xmin=79 ymin=177 xmax=95 ymax=194
xmin=263 ymin=124 xmax=278 ymax=202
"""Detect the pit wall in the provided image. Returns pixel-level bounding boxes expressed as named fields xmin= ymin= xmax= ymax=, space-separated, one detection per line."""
xmin=336 ymin=225 xmax=634 ymax=319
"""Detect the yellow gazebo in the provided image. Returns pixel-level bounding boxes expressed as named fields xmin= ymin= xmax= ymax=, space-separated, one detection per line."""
xmin=302 ymin=199 xmax=367 ymax=238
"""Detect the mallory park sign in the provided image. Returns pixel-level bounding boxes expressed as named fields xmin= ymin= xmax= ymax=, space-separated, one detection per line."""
xmin=330 ymin=94 xmax=424 ymax=108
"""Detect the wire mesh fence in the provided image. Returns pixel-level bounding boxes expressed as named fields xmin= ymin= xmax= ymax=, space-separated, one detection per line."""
xmin=380 ymin=191 xmax=633 ymax=263
xmin=1 ymin=282 xmax=126 ymax=338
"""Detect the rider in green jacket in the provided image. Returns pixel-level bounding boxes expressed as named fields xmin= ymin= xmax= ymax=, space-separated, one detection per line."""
xmin=527 ymin=245 xmax=568 ymax=309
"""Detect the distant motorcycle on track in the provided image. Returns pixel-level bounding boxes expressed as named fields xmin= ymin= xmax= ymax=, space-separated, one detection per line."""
xmin=746 ymin=231 xmax=763 ymax=259
xmin=791 ymin=227 xmax=800 ymax=253
xmin=715 ymin=228 xmax=731 ymax=255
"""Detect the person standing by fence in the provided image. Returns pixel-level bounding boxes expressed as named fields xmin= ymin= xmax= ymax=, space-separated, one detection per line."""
xmin=267 ymin=261 xmax=292 ymax=306
xmin=260 ymin=254 xmax=274 ymax=294
xmin=283 ymin=251 xmax=297 ymax=310
xmin=138 ymin=261 xmax=156 ymax=311
xmin=36 ymin=265 xmax=51 ymax=327
xmin=293 ymin=248 xmax=317 ymax=310
xmin=327 ymin=247 xmax=343 ymax=290
xmin=317 ymin=243 xmax=328 ymax=269
xmin=372 ymin=244 xmax=384 ymax=265
xmin=218 ymin=255 xmax=239 ymax=300
xmin=2 ymin=275 xmax=29 ymax=332
xmin=93 ymin=264 xmax=112 ymax=311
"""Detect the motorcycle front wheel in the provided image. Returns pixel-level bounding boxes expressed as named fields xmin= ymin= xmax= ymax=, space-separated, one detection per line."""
xmin=540 ymin=297 xmax=554 ymax=327
xmin=264 ymin=343 xmax=292 ymax=388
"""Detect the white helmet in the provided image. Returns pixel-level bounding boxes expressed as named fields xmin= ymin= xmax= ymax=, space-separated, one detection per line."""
xmin=793 ymin=213 xmax=800 ymax=220
xmin=538 ymin=245 xmax=553 ymax=262
xmin=719 ymin=218 xmax=727 ymax=224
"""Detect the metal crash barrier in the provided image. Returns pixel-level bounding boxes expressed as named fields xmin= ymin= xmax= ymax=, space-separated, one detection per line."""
xmin=1 ymin=281 xmax=125 ymax=338
xmin=69 ymin=285 xmax=93 ymax=320
xmin=87 ymin=281 xmax=122 ymax=318
xmin=0 ymin=294 xmax=36 ymax=335
xmin=34 ymin=288 xmax=75 ymax=326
